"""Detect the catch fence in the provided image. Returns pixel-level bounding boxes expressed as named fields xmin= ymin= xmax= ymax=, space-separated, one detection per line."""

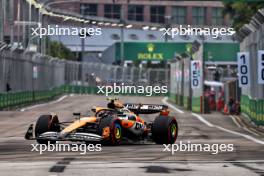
xmin=0 ymin=50 xmax=169 ymax=109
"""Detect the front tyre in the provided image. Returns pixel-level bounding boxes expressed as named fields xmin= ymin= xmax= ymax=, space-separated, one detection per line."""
xmin=99 ymin=116 xmax=122 ymax=145
xmin=35 ymin=115 xmax=60 ymax=144
xmin=152 ymin=116 xmax=178 ymax=144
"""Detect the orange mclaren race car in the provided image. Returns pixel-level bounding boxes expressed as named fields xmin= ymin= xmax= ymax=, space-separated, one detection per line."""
xmin=25 ymin=98 xmax=178 ymax=145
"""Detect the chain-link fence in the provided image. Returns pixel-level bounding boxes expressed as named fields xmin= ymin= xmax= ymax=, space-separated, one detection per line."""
xmin=0 ymin=49 xmax=169 ymax=109
xmin=240 ymin=21 xmax=264 ymax=126
xmin=240 ymin=25 xmax=264 ymax=100
xmin=0 ymin=50 xmax=65 ymax=92
xmin=0 ymin=50 xmax=169 ymax=93
xmin=170 ymin=44 xmax=204 ymax=113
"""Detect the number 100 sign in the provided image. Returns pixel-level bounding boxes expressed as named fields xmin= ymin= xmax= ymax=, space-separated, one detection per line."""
xmin=237 ymin=52 xmax=250 ymax=87
xmin=258 ymin=50 xmax=264 ymax=84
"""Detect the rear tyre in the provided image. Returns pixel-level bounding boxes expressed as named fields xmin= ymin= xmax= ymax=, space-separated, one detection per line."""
xmin=99 ymin=116 xmax=122 ymax=145
xmin=35 ymin=115 xmax=60 ymax=144
xmin=152 ymin=116 xmax=178 ymax=144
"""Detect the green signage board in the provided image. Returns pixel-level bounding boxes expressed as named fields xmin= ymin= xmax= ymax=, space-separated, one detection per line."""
xmin=204 ymin=43 xmax=239 ymax=62
xmin=115 ymin=42 xmax=190 ymax=61
xmin=114 ymin=42 xmax=239 ymax=62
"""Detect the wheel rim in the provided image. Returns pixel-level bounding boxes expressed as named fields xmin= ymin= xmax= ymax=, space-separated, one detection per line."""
xmin=170 ymin=123 xmax=177 ymax=138
xmin=114 ymin=124 xmax=121 ymax=139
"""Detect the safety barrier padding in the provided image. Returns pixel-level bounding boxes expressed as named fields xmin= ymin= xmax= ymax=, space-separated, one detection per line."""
xmin=241 ymin=95 xmax=264 ymax=126
xmin=192 ymin=96 xmax=201 ymax=113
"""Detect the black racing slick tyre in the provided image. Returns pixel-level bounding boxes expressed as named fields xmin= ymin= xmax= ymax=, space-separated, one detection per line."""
xmin=152 ymin=115 xmax=178 ymax=144
xmin=99 ymin=116 xmax=122 ymax=145
xmin=35 ymin=115 xmax=60 ymax=144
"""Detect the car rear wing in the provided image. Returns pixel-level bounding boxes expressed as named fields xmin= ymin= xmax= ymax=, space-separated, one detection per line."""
xmin=124 ymin=103 xmax=168 ymax=114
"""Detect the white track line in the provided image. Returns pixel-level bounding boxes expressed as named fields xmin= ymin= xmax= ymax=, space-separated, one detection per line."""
xmin=164 ymin=97 xmax=264 ymax=145
xmin=20 ymin=95 xmax=68 ymax=111
xmin=193 ymin=114 xmax=264 ymax=144
xmin=191 ymin=113 xmax=214 ymax=127
xmin=248 ymin=127 xmax=262 ymax=135
xmin=230 ymin=115 xmax=260 ymax=136
xmin=162 ymin=97 xmax=184 ymax=114
xmin=242 ymin=127 xmax=260 ymax=136
xmin=215 ymin=126 xmax=264 ymax=145
xmin=230 ymin=115 xmax=242 ymax=128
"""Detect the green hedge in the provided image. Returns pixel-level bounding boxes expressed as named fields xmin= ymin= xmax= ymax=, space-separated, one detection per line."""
xmin=241 ymin=95 xmax=264 ymax=126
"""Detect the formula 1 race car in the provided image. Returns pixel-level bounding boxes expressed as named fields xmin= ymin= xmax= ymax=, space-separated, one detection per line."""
xmin=25 ymin=98 xmax=178 ymax=145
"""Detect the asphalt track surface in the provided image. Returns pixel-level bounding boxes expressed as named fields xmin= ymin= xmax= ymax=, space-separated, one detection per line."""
xmin=0 ymin=95 xmax=263 ymax=176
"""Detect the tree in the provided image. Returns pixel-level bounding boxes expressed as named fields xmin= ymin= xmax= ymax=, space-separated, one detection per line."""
xmin=46 ymin=38 xmax=76 ymax=60
xmin=223 ymin=1 xmax=264 ymax=31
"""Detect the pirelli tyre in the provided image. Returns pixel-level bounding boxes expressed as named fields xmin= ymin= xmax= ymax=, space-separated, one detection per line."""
xmin=99 ymin=116 xmax=122 ymax=145
xmin=35 ymin=115 xmax=60 ymax=144
xmin=152 ymin=116 xmax=178 ymax=144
